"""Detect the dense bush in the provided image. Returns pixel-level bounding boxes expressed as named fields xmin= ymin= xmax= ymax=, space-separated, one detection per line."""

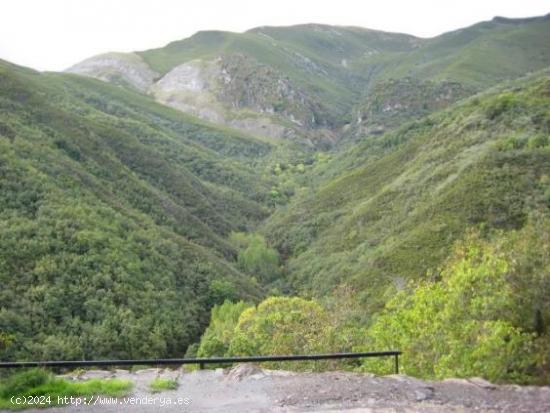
xmin=230 ymin=232 xmax=282 ymax=283
xmin=0 ymin=60 xmax=271 ymax=361
xmin=197 ymin=300 xmax=253 ymax=358
xmin=197 ymin=297 xmax=335 ymax=370
xmin=228 ymin=297 xmax=331 ymax=358
xmin=363 ymin=217 xmax=550 ymax=383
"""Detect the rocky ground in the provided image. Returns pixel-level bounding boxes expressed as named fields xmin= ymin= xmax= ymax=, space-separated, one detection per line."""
xmin=18 ymin=364 xmax=550 ymax=412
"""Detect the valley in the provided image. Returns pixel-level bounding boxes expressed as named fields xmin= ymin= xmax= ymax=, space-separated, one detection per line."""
xmin=1 ymin=13 xmax=550 ymax=387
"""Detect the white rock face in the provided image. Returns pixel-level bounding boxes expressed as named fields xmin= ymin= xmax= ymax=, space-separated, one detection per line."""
xmin=154 ymin=62 xmax=207 ymax=92
xmin=65 ymin=52 xmax=158 ymax=92
xmin=150 ymin=59 xmax=226 ymax=124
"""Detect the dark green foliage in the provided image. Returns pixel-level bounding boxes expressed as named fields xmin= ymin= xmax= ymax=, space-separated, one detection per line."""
xmin=264 ymin=75 xmax=550 ymax=314
xmin=0 ymin=60 xmax=274 ymax=361
xmin=0 ymin=333 xmax=14 ymax=352
xmin=207 ymin=279 xmax=239 ymax=306
xmin=231 ymin=232 xmax=282 ymax=283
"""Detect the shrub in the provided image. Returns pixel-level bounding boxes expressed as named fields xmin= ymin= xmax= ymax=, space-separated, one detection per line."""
xmin=364 ymin=228 xmax=544 ymax=383
xmin=228 ymin=297 xmax=333 ymax=370
xmin=0 ymin=369 xmax=133 ymax=409
xmin=527 ymin=134 xmax=549 ymax=149
xmin=231 ymin=233 xmax=281 ymax=283
xmin=197 ymin=300 xmax=253 ymax=358
xmin=148 ymin=378 xmax=178 ymax=393
xmin=485 ymin=93 xmax=519 ymax=120
xmin=0 ymin=369 xmax=50 ymax=398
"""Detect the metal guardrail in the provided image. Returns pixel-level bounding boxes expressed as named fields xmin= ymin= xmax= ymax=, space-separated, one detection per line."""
xmin=0 ymin=351 xmax=402 ymax=374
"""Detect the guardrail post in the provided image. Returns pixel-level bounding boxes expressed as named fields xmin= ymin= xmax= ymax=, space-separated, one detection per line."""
xmin=394 ymin=354 xmax=399 ymax=374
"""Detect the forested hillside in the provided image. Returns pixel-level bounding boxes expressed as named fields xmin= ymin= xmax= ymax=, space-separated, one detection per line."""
xmin=0 ymin=58 xmax=285 ymax=360
xmin=264 ymin=73 xmax=550 ymax=308
xmin=203 ymin=74 xmax=550 ymax=383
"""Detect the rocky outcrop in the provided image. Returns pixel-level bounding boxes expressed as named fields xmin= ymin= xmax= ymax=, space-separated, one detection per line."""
xmin=150 ymin=59 xmax=226 ymax=124
xmin=66 ymin=52 xmax=159 ymax=92
xmin=149 ymin=54 xmax=333 ymax=143
xmin=66 ymin=52 xmax=335 ymax=145
xmin=216 ymin=54 xmax=330 ymax=128
xmin=354 ymin=77 xmax=474 ymax=137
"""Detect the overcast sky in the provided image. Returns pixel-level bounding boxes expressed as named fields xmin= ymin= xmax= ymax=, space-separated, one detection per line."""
xmin=1 ymin=0 xmax=548 ymax=71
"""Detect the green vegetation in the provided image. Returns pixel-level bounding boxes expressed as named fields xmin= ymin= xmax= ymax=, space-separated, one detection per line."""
xmin=197 ymin=301 xmax=253 ymax=358
xmin=359 ymin=15 xmax=550 ymax=89
xmin=0 ymin=369 xmax=132 ymax=409
xmin=199 ymin=218 xmax=550 ymax=380
xmin=148 ymin=378 xmax=178 ymax=393
xmin=231 ymin=233 xmax=281 ymax=283
xmin=198 ymin=297 xmax=334 ymax=370
xmin=364 ymin=217 xmax=550 ymax=383
xmin=0 ymin=59 xmax=281 ymax=361
xmin=258 ymin=74 xmax=550 ymax=383
xmin=2 ymin=15 xmax=550 ymax=386
xmin=264 ymin=75 xmax=550 ymax=312
xmin=352 ymin=77 xmax=472 ymax=138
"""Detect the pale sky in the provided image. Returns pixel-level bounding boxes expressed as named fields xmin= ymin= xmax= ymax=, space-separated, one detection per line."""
xmin=1 ymin=0 xmax=548 ymax=71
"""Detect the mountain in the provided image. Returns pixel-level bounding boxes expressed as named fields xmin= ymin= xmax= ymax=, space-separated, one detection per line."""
xmin=0 ymin=58 xmax=282 ymax=360
xmin=1 ymin=14 xmax=550 ymax=383
xmin=263 ymin=72 xmax=550 ymax=310
xmin=67 ymin=15 xmax=550 ymax=144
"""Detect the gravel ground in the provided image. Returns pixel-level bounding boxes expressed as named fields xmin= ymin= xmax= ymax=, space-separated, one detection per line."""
xmin=11 ymin=364 xmax=550 ymax=413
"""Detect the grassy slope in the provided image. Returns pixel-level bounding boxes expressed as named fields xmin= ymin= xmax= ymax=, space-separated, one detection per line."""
xmin=345 ymin=15 xmax=550 ymax=138
xmin=136 ymin=16 xmax=550 ymax=134
xmin=137 ymin=26 xmax=419 ymax=121
xmin=358 ymin=15 xmax=550 ymax=88
xmin=0 ymin=59 xmax=283 ymax=360
xmin=263 ymin=73 xmax=550 ymax=311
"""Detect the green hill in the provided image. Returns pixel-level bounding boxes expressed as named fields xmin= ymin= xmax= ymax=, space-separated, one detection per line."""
xmin=67 ymin=15 xmax=550 ymax=144
xmin=263 ymin=72 xmax=550 ymax=310
xmin=0 ymin=58 xmax=285 ymax=360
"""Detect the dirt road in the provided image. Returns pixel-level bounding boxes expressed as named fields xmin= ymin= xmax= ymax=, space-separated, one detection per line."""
xmin=15 ymin=364 xmax=550 ymax=412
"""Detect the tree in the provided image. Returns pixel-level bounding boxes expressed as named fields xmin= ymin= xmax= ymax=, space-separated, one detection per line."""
xmin=228 ymin=297 xmax=332 ymax=370
xmin=197 ymin=300 xmax=253 ymax=358
xmin=364 ymin=229 xmax=539 ymax=383
xmin=0 ymin=332 xmax=14 ymax=353
xmin=231 ymin=233 xmax=281 ymax=283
